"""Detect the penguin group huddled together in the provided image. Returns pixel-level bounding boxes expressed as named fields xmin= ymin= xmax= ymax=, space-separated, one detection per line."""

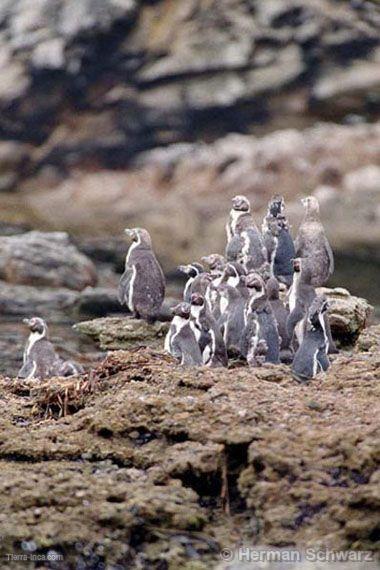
xmin=18 ymin=193 xmax=336 ymax=384
xmin=162 ymin=193 xmax=337 ymax=383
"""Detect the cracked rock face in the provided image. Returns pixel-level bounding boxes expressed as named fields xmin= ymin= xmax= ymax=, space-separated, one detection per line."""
xmin=0 ymin=326 xmax=379 ymax=567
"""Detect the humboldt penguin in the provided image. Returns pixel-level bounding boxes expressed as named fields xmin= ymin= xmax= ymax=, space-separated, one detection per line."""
xmin=266 ymin=277 xmax=292 ymax=361
xmin=292 ymin=296 xmax=330 ymax=383
xmin=225 ymin=195 xmax=266 ymax=268
xmin=190 ymin=293 xmax=228 ymax=368
xmin=201 ymin=254 xmax=226 ymax=273
xmin=287 ymin=258 xmax=316 ymax=348
xmin=295 ymin=196 xmax=334 ymax=286
xmin=247 ymin=339 xmax=268 ymax=367
xmin=262 ymin=194 xmax=285 ymax=233
xmin=18 ymin=317 xmax=82 ymax=380
xmin=263 ymin=217 xmax=295 ymax=287
xmin=200 ymin=254 xmax=226 ymax=315
xmin=165 ymin=302 xmax=203 ymax=366
xmin=287 ymin=258 xmax=337 ymax=354
xmin=241 ymin=274 xmax=280 ymax=364
xmin=118 ymin=228 xmax=165 ymax=323
xmin=217 ymin=282 xmax=246 ymax=355
xmin=178 ymin=263 xmax=204 ymax=303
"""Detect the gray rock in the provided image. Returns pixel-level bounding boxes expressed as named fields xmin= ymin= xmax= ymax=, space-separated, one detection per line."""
xmin=0 ymin=231 xmax=97 ymax=291
xmin=74 ymin=317 xmax=170 ymax=351
xmin=318 ymin=287 xmax=374 ymax=343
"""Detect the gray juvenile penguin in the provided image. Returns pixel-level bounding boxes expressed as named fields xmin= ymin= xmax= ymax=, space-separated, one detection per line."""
xmin=165 ymin=302 xmax=203 ymax=366
xmin=267 ymin=278 xmax=291 ymax=350
xmin=190 ymin=293 xmax=228 ymax=368
xmin=292 ymin=296 xmax=330 ymax=383
xmin=178 ymin=262 xmax=204 ymax=303
xmin=263 ymin=214 xmax=295 ymax=288
xmin=287 ymin=258 xmax=337 ymax=354
xmin=241 ymin=274 xmax=280 ymax=364
xmin=225 ymin=195 xmax=266 ymax=267
xmin=18 ymin=317 xmax=82 ymax=380
xmin=118 ymin=228 xmax=165 ymax=323
xmin=295 ymin=196 xmax=334 ymax=286
xmin=217 ymin=282 xmax=246 ymax=356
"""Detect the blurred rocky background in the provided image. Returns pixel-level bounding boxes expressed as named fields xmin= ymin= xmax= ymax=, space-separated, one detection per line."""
xmin=0 ymin=0 xmax=379 ymax=303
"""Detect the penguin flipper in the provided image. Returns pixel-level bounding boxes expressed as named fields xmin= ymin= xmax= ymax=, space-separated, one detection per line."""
xmin=286 ymin=304 xmax=305 ymax=341
xmin=118 ymin=267 xmax=133 ymax=305
xmin=324 ymin=238 xmax=335 ymax=276
xmin=17 ymin=360 xmax=35 ymax=380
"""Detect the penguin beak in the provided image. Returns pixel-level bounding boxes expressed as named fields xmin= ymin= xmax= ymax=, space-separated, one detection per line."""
xmin=22 ymin=318 xmax=30 ymax=326
xmin=124 ymin=229 xmax=135 ymax=238
xmin=178 ymin=265 xmax=190 ymax=274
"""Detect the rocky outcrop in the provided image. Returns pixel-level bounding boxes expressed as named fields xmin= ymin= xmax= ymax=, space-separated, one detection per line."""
xmin=0 ymin=326 xmax=379 ymax=566
xmin=74 ymin=317 xmax=169 ymax=350
xmin=0 ymin=231 xmax=97 ymax=290
xmin=320 ymin=287 xmax=374 ymax=344
xmin=74 ymin=288 xmax=373 ymax=350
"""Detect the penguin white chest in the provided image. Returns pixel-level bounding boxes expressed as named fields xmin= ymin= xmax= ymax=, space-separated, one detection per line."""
xmin=25 ymin=331 xmax=44 ymax=361
xmin=128 ymin=265 xmax=137 ymax=312
xmin=230 ymin=210 xmax=242 ymax=236
xmin=288 ymin=275 xmax=299 ymax=313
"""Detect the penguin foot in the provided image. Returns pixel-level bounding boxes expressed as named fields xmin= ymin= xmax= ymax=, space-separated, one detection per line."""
xmin=292 ymin=372 xmax=311 ymax=384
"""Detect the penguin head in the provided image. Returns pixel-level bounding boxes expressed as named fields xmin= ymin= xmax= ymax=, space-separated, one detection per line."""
xmin=171 ymin=302 xmax=191 ymax=319
xmin=268 ymin=218 xmax=281 ymax=237
xmin=178 ymin=263 xmax=203 ymax=278
xmin=190 ymin=293 xmax=205 ymax=307
xmin=245 ymin=273 xmax=265 ymax=295
xmin=266 ymin=277 xmax=280 ymax=300
xmin=201 ymin=254 xmax=225 ymax=271
xmin=301 ymin=196 xmax=320 ymax=216
xmin=269 ymin=195 xmax=284 ymax=217
xmin=124 ymin=228 xmax=152 ymax=247
xmin=232 ymin=195 xmax=250 ymax=212
xmin=292 ymin=258 xmax=302 ymax=273
xmin=308 ymin=296 xmax=329 ymax=327
xmin=23 ymin=317 xmax=48 ymax=336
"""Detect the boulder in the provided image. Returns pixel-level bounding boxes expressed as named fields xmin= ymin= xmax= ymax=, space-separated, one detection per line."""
xmin=74 ymin=317 xmax=170 ymax=351
xmin=319 ymin=287 xmax=374 ymax=344
xmin=0 ymin=231 xmax=97 ymax=291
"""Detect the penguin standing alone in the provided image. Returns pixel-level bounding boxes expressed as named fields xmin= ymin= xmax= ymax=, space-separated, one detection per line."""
xmin=292 ymin=296 xmax=330 ymax=383
xmin=18 ymin=317 xmax=82 ymax=380
xmin=118 ymin=228 xmax=165 ymax=323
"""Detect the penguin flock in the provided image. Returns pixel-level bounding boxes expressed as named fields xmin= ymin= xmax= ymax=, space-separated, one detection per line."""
xmin=163 ymin=194 xmax=337 ymax=383
xmin=18 ymin=193 xmax=336 ymax=384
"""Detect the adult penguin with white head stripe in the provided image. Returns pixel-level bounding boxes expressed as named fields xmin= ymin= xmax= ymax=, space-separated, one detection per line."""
xmin=118 ymin=228 xmax=165 ymax=323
